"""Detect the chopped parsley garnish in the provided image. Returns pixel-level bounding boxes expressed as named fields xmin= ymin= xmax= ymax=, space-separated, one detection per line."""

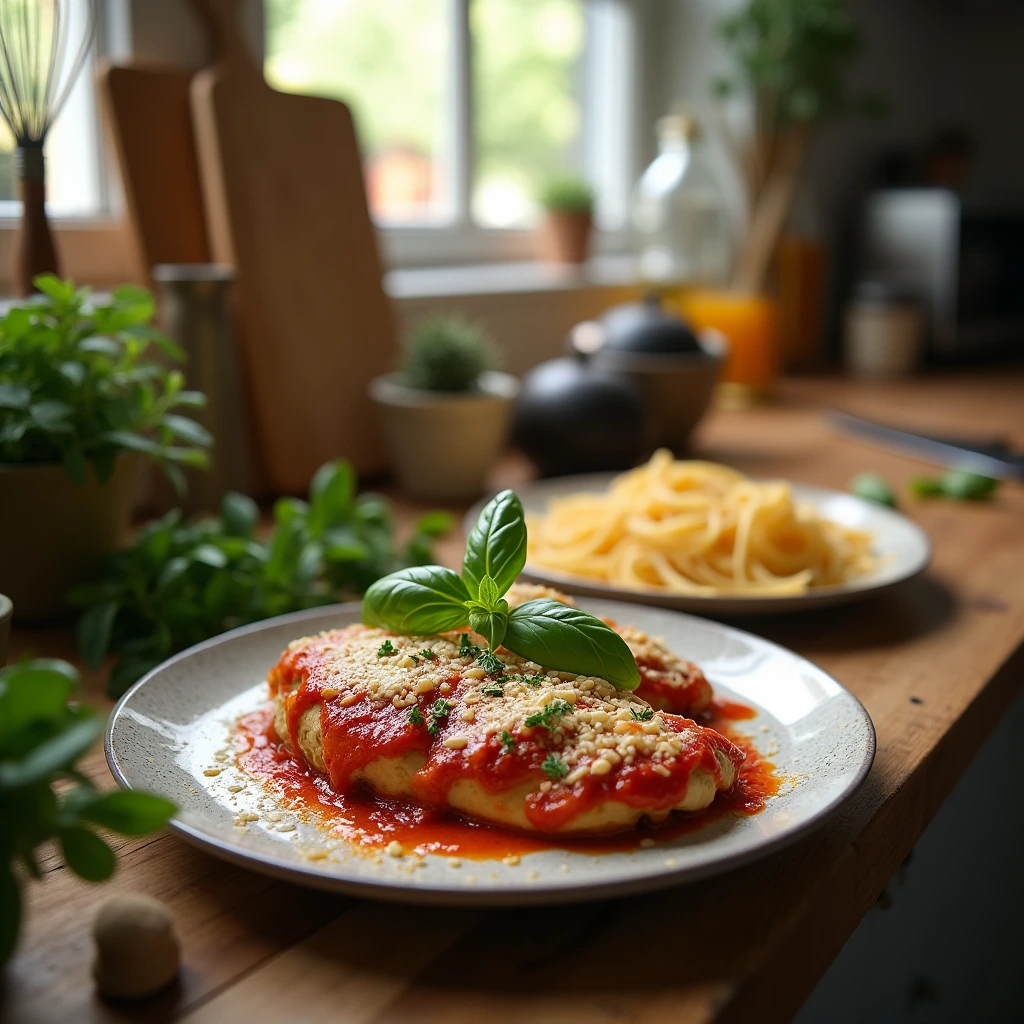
xmin=459 ymin=632 xmax=481 ymax=657
xmin=407 ymin=706 xmax=425 ymax=725
xmin=525 ymin=699 xmax=573 ymax=730
xmin=499 ymin=730 xmax=516 ymax=754
xmin=476 ymin=650 xmax=503 ymax=675
xmin=481 ymin=683 xmax=504 ymax=697
xmin=519 ymin=675 xmax=545 ymax=687
xmin=377 ymin=639 xmax=396 ymax=658
xmin=541 ymin=754 xmax=568 ymax=780
xmin=630 ymin=707 xmax=655 ymax=722
xmin=427 ymin=698 xmax=452 ymax=736
xmin=418 ymin=649 xmax=436 ymax=660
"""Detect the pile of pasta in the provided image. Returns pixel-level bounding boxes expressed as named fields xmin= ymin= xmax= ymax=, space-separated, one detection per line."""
xmin=527 ymin=450 xmax=875 ymax=596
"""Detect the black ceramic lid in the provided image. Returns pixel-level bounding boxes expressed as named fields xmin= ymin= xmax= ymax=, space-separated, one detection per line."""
xmin=599 ymin=294 xmax=702 ymax=355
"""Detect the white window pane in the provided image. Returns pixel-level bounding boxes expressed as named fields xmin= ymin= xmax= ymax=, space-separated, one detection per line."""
xmin=265 ymin=0 xmax=451 ymax=225
xmin=472 ymin=0 xmax=585 ymax=229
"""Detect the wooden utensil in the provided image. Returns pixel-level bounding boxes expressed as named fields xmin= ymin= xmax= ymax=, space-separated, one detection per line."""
xmin=97 ymin=61 xmax=211 ymax=276
xmin=189 ymin=0 xmax=397 ymax=491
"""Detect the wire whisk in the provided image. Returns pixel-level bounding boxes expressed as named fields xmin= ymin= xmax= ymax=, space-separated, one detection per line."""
xmin=0 ymin=0 xmax=96 ymax=292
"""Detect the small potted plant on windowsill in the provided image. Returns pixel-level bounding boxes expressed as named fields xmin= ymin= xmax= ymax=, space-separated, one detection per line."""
xmin=538 ymin=175 xmax=596 ymax=264
xmin=0 ymin=275 xmax=211 ymax=620
xmin=369 ymin=315 xmax=518 ymax=501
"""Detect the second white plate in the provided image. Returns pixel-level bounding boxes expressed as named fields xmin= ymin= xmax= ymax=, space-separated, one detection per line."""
xmin=469 ymin=474 xmax=931 ymax=615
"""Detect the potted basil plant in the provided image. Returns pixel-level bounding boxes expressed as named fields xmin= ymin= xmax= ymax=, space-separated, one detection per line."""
xmin=0 ymin=275 xmax=211 ymax=620
xmin=369 ymin=315 xmax=518 ymax=501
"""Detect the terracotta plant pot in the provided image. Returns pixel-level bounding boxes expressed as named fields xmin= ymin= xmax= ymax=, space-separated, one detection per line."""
xmin=369 ymin=372 xmax=519 ymax=501
xmin=0 ymin=459 xmax=136 ymax=621
xmin=540 ymin=210 xmax=592 ymax=264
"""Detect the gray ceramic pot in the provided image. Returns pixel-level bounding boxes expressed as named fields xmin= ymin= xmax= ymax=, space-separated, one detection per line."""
xmin=370 ymin=372 xmax=519 ymax=501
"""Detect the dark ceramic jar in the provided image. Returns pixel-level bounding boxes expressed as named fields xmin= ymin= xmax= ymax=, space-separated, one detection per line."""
xmin=512 ymin=352 xmax=647 ymax=477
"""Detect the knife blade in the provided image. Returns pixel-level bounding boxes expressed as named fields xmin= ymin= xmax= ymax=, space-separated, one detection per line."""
xmin=827 ymin=410 xmax=1024 ymax=480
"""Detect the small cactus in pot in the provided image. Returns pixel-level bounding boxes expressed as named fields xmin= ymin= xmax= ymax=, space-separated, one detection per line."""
xmin=370 ymin=315 xmax=518 ymax=501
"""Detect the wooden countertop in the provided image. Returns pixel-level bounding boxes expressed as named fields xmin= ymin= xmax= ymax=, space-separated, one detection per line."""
xmin=4 ymin=371 xmax=1023 ymax=1024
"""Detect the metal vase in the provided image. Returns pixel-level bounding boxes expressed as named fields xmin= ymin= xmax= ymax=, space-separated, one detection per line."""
xmin=153 ymin=264 xmax=249 ymax=513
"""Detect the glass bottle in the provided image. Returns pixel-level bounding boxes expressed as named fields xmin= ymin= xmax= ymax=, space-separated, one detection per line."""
xmin=631 ymin=112 xmax=732 ymax=287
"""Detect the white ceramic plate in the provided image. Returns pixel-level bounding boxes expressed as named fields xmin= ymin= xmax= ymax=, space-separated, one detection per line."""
xmin=107 ymin=599 xmax=875 ymax=906
xmin=468 ymin=474 xmax=931 ymax=615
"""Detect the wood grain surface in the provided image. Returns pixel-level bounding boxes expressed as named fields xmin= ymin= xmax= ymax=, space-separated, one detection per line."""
xmin=3 ymin=372 xmax=1022 ymax=1024
xmin=189 ymin=0 xmax=397 ymax=491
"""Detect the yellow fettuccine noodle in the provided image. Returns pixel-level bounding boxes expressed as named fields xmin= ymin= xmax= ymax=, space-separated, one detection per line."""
xmin=526 ymin=450 xmax=875 ymax=596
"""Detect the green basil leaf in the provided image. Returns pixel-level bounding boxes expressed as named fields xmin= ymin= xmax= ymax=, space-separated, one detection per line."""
xmin=503 ymin=599 xmax=640 ymax=690
xmin=469 ymin=603 xmax=508 ymax=651
xmin=939 ymin=469 xmax=999 ymax=501
xmin=462 ymin=490 xmax=527 ymax=600
xmin=0 ymin=383 xmax=31 ymax=409
xmin=77 ymin=600 xmax=119 ymax=669
xmin=78 ymin=790 xmax=175 ymax=836
xmin=0 ymin=716 xmax=103 ymax=787
xmin=0 ymin=861 xmax=20 ymax=966
xmin=160 ymin=413 xmax=213 ymax=447
xmin=477 ymin=574 xmax=500 ymax=608
xmin=414 ymin=510 xmax=454 ymax=537
xmin=362 ymin=566 xmax=470 ymax=634
xmin=308 ymin=460 xmax=354 ymax=532
xmin=221 ymin=492 xmax=259 ymax=537
xmin=59 ymin=826 xmax=117 ymax=882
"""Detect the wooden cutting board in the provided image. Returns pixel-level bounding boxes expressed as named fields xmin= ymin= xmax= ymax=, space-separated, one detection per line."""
xmin=97 ymin=61 xmax=211 ymax=276
xmin=188 ymin=0 xmax=397 ymax=491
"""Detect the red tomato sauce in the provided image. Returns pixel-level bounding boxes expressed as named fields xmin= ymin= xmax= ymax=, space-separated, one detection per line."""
xmin=235 ymin=693 xmax=779 ymax=861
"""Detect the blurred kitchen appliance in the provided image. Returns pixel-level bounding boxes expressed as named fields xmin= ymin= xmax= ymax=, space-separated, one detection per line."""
xmin=860 ymin=189 xmax=1024 ymax=360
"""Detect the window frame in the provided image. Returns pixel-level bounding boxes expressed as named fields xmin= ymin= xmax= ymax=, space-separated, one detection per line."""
xmin=333 ymin=0 xmax=647 ymax=267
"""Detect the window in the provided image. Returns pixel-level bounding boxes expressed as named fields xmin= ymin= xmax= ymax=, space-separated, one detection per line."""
xmin=0 ymin=0 xmax=106 ymax=221
xmin=265 ymin=0 xmax=638 ymax=263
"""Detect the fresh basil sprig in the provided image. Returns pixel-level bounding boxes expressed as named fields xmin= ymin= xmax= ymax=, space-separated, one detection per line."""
xmin=362 ymin=490 xmax=640 ymax=690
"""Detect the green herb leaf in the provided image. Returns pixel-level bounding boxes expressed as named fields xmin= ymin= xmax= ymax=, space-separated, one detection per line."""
xmin=418 ymin=649 xmax=436 ymax=660
xmin=414 ymin=510 xmax=455 ymax=537
xmin=377 ymin=639 xmax=396 ymax=658
xmin=461 ymin=490 xmax=527 ymax=601
xmin=468 ymin=605 xmax=508 ymax=652
xmin=630 ymin=707 xmax=655 ymax=722
xmin=77 ymin=601 xmax=119 ymax=670
xmin=938 ymin=469 xmax=999 ymax=501
xmin=0 ymin=717 xmax=103 ymax=788
xmin=850 ymin=472 xmax=897 ymax=508
xmin=541 ymin=754 xmax=569 ymax=780
xmin=499 ymin=730 xmax=516 ymax=754
xmin=427 ymin=698 xmax=452 ymax=736
xmin=477 ymin=575 xmax=500 ymax=608
xmin=407 ymin=706 xmax=424 ymax=726
xmin=59 ymin=826 xmax=117 ymax=882
xmin=525 ymin=698 xmax=573 ymax=730
xmin=362 ymin=566 xmax=470 ymax=635
xmin=459 ymin=633 xmax=481 ymax=658
xmin=504 ymin=600 xmax=640 ymax=691
xmin=481 ymin=682 xmax=504 ymax=697
xmin=77 ymin=791 xmax=175 ymax=836
xmin=475 ymin=650 xmax=504 ymax=675
xmin=909 ymin=476 xmax=944 ymax=498
xmin=221 ymin=492 xmax=260 ymax=537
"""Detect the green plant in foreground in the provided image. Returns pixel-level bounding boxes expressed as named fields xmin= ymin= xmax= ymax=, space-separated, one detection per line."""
xmin=539 ymin=175 xmax=595 ymax=214
xmin=401 ymin=315 xmax=496 ymax=392
xmin=0 ymin=275 xmax=210 ymax=492
xmin=71 ymin=460 xmax=453 ymax=698
xmin=0 ymin=659 xmax=175 ymax=966
xmin=362 ymin=489 xmax=640 ymax=690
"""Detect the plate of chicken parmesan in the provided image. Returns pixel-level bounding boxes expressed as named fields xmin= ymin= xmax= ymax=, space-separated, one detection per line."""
xmin=106 ymin=579 xmax=875 ymax=904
